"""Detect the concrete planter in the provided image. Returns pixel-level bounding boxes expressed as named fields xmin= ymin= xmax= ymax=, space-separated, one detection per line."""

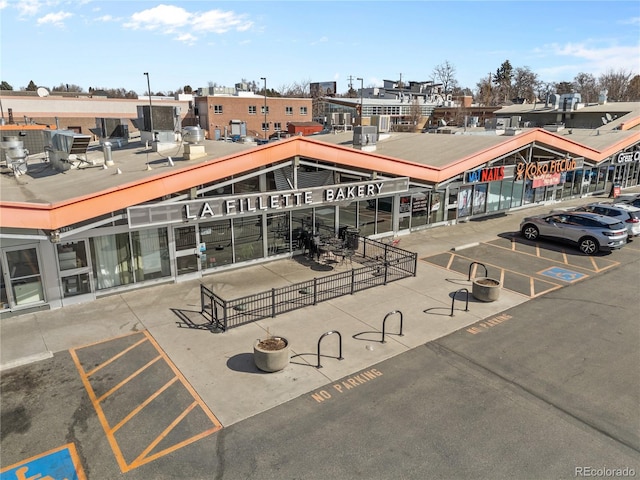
xmin=471 ymin=277 xmax=501 ymax=302
xmin=253 ymin=337 xmax=290 ymax=372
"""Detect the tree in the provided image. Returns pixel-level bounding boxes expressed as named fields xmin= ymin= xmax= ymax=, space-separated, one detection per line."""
xmin=573 ymin=73 xmax=598 ymax=103
xmin=554 ymin=81 xmax=574 ymax=95
xmin=598 ymin=68 xmax=634 ymax=102
xmin=26 ymin=80 xmax=38 ymax=91
xmin=51 ymin=83 xmax=84 ymax=93
xmin=493 ymin=60 xmax=513 ymax=104
xmin=432 ymin=61 xmax=458 ymax=99
xmin=1 ymin=81 xmax=13 ymax=91
xmin=511 ymin=67 xmax=539 ymax=103
xmin=627 ymin=75 xmax=640 ymax=102
xmin=183 ymin=85 xmax=193 ymax=94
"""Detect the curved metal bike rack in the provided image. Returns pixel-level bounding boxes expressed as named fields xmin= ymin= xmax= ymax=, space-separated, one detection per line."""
xmin=451 ymin=288 xmax=470 ymax=316
xmin=381 ymin=310 xmax=404 ymax=343
xmin=467 ymin=261 xmax=488 ymax=281
xmin=316 ymin=330 xmax=344 ymax=368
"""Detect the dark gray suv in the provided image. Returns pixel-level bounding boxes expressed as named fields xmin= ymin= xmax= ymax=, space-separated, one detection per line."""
xmin=520 ymin=212 xmax=628 ymax=254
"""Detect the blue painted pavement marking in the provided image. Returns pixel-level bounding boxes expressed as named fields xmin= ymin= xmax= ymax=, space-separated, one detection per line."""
xmin=0 ymin=444 xmax=82 ymax=480
xmin=539 ymin=266 xmax=587 ymax=283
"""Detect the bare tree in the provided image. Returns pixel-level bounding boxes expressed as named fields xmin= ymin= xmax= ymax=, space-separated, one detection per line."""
xmin=573 ymin=73 xmax=598 ymax=103
xmin=554 ymin=81 xmax=574 ymax=95
xmin=432 ymin=61 xmax=458 ymax=98
xmin=512 ymin=67 xmax=539 ymax=103
xmin=598 ymin=68 xmax=634 ymax=101
xmin=627 ymin=75 xmax=640 ymax=101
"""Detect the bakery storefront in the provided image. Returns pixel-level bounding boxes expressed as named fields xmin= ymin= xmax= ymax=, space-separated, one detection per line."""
xmin=1 ymin=134 xmax=638 ymax=314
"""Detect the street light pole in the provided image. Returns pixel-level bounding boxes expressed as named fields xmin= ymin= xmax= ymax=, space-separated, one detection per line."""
xmin=143 ymin=72 xmax=154 ymax=143
xmin=356 ymin=77 xmax=364 ymax=126
xmin=260 ymin=77 xmax=267 ymax=139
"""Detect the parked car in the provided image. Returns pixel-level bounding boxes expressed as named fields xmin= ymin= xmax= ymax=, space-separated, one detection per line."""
xmin=614 ymin=193 xmax=640 ymax=208
xmin=520 ymin=212 xmax=628 ymax=254
xmin=572 ymin=202 xmax=640 ymax=237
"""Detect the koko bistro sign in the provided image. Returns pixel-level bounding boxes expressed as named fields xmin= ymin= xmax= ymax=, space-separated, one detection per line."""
xmin=127 ymin=177 xmax=409 ymax=228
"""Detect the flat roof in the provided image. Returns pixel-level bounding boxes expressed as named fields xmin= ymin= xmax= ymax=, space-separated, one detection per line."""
xmin=2 ymin=127 xmax=639 ymax=230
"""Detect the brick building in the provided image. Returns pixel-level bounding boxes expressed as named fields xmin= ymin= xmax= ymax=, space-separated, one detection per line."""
xmin=194 ymin=94 xmax=313 ymax=140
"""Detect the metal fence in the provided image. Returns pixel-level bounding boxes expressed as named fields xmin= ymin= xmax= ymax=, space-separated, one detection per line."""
xmin=200 ymin=236 xmax=417 ymax=331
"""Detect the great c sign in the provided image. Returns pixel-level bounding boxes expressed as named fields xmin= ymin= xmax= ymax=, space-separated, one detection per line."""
xmin=615 ymin=151 xmax=640 ymax=163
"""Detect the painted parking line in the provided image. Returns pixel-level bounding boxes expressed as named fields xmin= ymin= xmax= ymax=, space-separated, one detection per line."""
xmin=538 ymin=267 xmax=588 ymax=283
xmin=421 ymin=252 xmax=562 ymax=298
xmin=501 ymin=236 xmax=620 ymax=273
xmin=0 ymin=443 xmax=86 ymax=480
xmin=69 ymin=331 xmax=222 ymax=473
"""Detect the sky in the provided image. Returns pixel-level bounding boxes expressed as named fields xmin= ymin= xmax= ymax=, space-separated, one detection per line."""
xmin=1 ymin=0 xmax=639 ymax=96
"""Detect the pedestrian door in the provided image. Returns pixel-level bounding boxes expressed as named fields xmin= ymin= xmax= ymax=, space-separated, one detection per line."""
xmin=173 ymin=225 xmax=200 ymax=278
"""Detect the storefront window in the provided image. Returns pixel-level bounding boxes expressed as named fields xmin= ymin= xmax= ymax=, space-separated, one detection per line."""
xmin=267 ymin=212 xmax=291 ymax=255
xmin=358 ymin=199 xmax=377 ymax=237
xmin=199 ymin=220 xmax=233 ymax=268
xmin=429 ymin=192 xmax=444 ymax=224
xmin=0 ymin=263 xmax=7 ymax=309
xmin=410 ymin=192 xmax=428 ymax=228
xmin=338 ymin=201 xmax=358 ymax=233
xmin=315 ymin=206 xmax=336 ymax=237
xmin=132 ymin=228 xmax=171 ymax=280
xmin=472 ymin=184 xmax=487 ymax=215
xmin=487 ymin=182 xmax=502 ymax=212
xmin=57 ymin=241 xmax=88 ymax=270
xmin=6 ymin=247 xmax=44 ymax=306
xmin=90 ymin=233 xmax=132 ymax=289
xmin=511 ymin=180 xmax=524 ymax=208
xmin=458 ymin=186 xmax=472 ymax=217
xmin=233 ymin=215 xmax=263 ymax=262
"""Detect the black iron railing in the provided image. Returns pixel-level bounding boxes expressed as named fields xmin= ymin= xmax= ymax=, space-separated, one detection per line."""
xmin=200 ymin=236 xmax=417 ymax=331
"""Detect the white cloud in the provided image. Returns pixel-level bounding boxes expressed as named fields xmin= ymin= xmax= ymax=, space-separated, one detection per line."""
xmin=123 ymin=5 xmax=253 ymax=42
xmin=620 ymin=16 xmax=640 ymax=25
xmin=95 ymin=14 xmax=114 ymax=22
xmin=0 ymin=1 xmax=8 ymax=10
xmin=16 ymin=0 xmax=45 ymax=16
xmin=37 ymin=10 xmax=72 ymax=27
xmin=175 ymin=32 xmax=197 ymax=45
xmin=191 ymin=9 xmax=252 ymax=33
xmin=311 ymin=36 xmax=328 ymax=46
xmin=123 ymin=4 xmax=191 ymax=33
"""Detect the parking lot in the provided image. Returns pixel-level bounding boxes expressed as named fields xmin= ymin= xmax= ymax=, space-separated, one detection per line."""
xmin=2 ymin=195 xmax=639 ymax=479
xmin=421 ymin=232 xmax=639 ymax=298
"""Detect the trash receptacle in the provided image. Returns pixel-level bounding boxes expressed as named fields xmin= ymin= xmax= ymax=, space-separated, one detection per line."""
xmin=345 ymin=227 xmax=360 ymax=250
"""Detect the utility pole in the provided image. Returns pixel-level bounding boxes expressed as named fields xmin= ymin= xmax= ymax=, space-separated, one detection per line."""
xmin=356 ymin=77 xmax=364 ymax=126
xmin=143 ymin=72 xmax=154 ymax=143
xmin=260 ymin=77 xmax=267 ymax=139
xmin=347 ymin=75 xmax=355 ymax=95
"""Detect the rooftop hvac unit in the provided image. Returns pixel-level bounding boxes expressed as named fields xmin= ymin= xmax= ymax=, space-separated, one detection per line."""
xmin=0 ymin=136 xmax=29 ymax=176
xmin=43 ymin=129 xmax=92 ymax=172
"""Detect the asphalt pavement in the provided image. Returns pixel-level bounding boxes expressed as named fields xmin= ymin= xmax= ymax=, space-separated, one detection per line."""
xmin=1 ymin=190 xmax=639 ymax=479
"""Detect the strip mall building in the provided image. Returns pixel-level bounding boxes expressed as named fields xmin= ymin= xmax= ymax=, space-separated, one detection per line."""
xmin=1 ymin=100 xmax=639 ymax=315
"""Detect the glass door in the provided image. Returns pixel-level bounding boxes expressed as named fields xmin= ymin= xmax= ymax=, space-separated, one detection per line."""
xmin=3 ymin=245 xmax=45 ymax=308
xmin=56 ymin=240 xmax=94 ymax=304
xmin=174 ymin=225 xmax=199 ymax=276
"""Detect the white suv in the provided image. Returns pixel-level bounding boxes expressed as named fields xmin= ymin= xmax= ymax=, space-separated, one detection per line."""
xmin=573 ymin=202 xmax=640 ymax=237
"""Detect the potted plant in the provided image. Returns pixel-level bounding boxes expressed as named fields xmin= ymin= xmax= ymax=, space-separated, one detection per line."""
xmin=471 ymin=277 xmax=501 ymax=302
xmin=253 ymin=336 xmax=290 ymax=372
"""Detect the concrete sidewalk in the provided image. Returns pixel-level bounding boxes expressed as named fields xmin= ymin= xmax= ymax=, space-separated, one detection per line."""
xmin=1 ymin=189 xmax=635 ymax=427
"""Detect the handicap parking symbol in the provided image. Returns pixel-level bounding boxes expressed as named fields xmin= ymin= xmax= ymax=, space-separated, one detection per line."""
xmin=0 ymin=443 xmax=85 ymax=480
xmin=539 ymin=267 xmax=587 ymax=283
